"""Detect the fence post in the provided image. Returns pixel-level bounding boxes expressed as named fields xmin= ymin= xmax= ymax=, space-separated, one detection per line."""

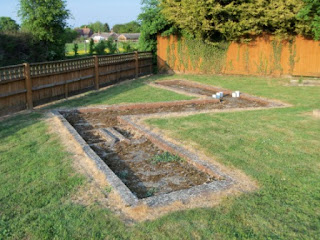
xmin=24 ymin=63 xmax=33 ymax=110
xmin=135 ymin=51 xmax=139 ymax=79
xmin=94 ymin=55 xmax=99 ymax=90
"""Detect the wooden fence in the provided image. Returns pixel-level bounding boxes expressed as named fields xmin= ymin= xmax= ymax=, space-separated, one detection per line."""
xmin=0 ymin=51 xmax=153 ymax=116
xmin=157 ymin=35 xmax=320 ymax=77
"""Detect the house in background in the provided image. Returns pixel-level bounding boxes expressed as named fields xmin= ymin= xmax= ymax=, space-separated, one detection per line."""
xmin=75 ymin=26 xmax=93 ymax=38
xmin=89 ymin=32 xmax=141 ymax=43
xmin=117 ymin=33 xmax=140 ymax=42
xmin=91 ymin=32 xmax=119 ymax=43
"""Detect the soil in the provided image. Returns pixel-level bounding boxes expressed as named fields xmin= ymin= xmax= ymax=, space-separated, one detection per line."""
xmin=61 ymin=81 xmax=270 ymax=199
xmin=62 ymin=113 xmax=214 ymax=198
xmin=158 ymin=80 xmax=219 ymax=96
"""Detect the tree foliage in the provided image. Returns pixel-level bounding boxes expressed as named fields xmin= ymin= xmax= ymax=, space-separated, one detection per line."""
xmin=19 ymin=0 xmax=70 ymax=60
xmin=298 ymin=0 xmax=320 ymax=40
xmin=0 ymin=17 xmax=19 ymax=32
xmin=64 ymin=27 xmax=79 ymax=43
xmin=94 ymin=41 xmax=106 ymax=55
xmin=112 ymin=21 xmax=141 ymax=33
xmin=160 ymin=0 xmax=312 ymax=41
xmin=89 ymin=38 xmax=95 ymax=55
xmin=138 ymin=0 xmax=176 ymax=52
xmin=0 ymin=32 xmax=47 ymax=66
xmin=83 ymin=21 xmax=110 ymax=33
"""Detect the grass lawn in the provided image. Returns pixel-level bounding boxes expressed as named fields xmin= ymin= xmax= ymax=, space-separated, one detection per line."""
xmin=1 ymin=74 xmax=319 ymax=239
xmin=65 ymin=42 xmax=139 ymax=56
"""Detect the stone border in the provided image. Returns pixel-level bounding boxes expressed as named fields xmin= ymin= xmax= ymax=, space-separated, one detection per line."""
xmin=52 ymin=110 xmax=139 ymax=206
xmin=289 ymin=79 xmax=320 ymax=86
xmin=51 ymin=81 xmax=293 ymax=219
xmin=53 ymin=108 xmax=234 ymax=208
xmin=149 ymin=79 xmax=292 ymax=108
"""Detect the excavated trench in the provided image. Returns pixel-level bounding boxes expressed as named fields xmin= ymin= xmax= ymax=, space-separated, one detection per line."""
xmin=60 ymin=80 xmax=274 ymax=200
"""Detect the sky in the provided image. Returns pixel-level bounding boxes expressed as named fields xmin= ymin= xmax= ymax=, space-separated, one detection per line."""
xmin=0 ymin=0 xmax=142 ymax=28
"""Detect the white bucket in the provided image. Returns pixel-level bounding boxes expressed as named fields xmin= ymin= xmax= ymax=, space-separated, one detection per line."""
xmin=219 ymin=92 xmax=224 ymax=97
xmin=232 ymin=92 xmax=237 ymax=98
xmin=235 ymin=91 xmax=240 ymax=97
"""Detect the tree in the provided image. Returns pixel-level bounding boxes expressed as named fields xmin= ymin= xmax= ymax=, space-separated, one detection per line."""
xmin=161 ymin=0 xmax=305 ymax=41
xmin=138 ymin=0 xmax=176 ymax=52
xmin=64 ymin=27 xmax=79 ymax=43
xmin=0 ymin=32 xmax=47 ymax=66
xmin=19 ymin=0 xmax=70 ymax=60
xmin=86 ymin=21 xmax=110 ymax=33
xmin=298 ymin=0 xmax=320 ymax=40
xmin=73 ymin=43 xmax=79 ymax=56
xmin=89 ymin=38 xmax=95 ymax=55
xmin=94 ymin=40 xmax=106 ymax=55
xmin=0 ymin=17 xmax=19 ymax=32
xmin=104 ymin=23 xmax=110 ymax=32
xmin=112 ymin=21 xmax=141 ymax=33
xmin=105 ymin=39 xmax=117 ymax=54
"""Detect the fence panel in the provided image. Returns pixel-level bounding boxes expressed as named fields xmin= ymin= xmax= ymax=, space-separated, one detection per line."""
xmin=0 ymin=64 xmax=27 ymax=116
xmin=157 ymin=35 xmax=320 ymax=77
xmin=0 ymin=52 xmax=153 ymax=116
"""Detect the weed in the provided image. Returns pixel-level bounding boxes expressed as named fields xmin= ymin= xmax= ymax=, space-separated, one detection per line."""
xmin=151 ymin=152 xmax=184 ymax=164
xmin=105 ymin=186 xmax=112 ymax=193
xmin=145 ymin=188 xmax=158 ymax=197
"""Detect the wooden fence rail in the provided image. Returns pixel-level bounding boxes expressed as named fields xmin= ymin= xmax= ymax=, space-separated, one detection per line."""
xmin=0 ymin=51 xmax=153 ymax=116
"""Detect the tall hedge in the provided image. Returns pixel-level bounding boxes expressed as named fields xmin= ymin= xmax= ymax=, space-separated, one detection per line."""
xmin=160 ymin=0 xmax=317 ymax=41
xmin=0 ymin=32 xmax=47 ymax=67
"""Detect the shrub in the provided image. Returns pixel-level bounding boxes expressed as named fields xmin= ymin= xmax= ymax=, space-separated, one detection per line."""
xmin=105 ymin=39 xmax=118 ymax=54
xmin=73 ymin=43 xmax=79 ymax=56
xmin=89 ymin=38 xmax=95 ymax=55
xmin=94 ymin=41 xmax=106 ymax=55
xmin=0 ymin=32 xmax=47 ymax=66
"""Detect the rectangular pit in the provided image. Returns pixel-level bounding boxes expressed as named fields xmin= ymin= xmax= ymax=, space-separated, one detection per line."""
xmin=54 ymin=82 xmax=286 ymax=208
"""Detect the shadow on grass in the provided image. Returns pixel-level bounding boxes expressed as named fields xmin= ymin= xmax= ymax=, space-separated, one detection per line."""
xmin=0 ymin=112 xmax=43 ymax=140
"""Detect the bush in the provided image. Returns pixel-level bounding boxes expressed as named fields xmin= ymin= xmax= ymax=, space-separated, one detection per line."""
xmin=94 ymin=41 xmax=106 ymax=55
xmin=0 ymin=32 xmax=47 ymax=67
xmin=89 ymin=39 xmax=95 ymax=55
xmin=105 ymin=39 xmax=118 ymax=54
xmin=73 ymin=43 xmax=79 ymax=56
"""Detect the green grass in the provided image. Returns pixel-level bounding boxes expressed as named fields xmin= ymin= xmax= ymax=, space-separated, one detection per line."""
xmin=1 ymin=74 xmax=320 ymax=239
xmin=65 ymin=42 xmax=139 ymax=56
xmin=151 ymin=152 xmax=183 ymax=164
xmin=66 ymin=42 xmax=91 ymax=56
xmin=48 ymin=76 xmax=193 ymax=109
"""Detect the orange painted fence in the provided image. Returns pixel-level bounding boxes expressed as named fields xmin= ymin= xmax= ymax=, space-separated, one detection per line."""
xmin=157 ymin=35 xmax=320 ymax=77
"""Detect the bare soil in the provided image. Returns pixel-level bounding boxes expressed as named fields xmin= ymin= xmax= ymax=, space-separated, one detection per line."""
xmin=62 ymin=112 xmax=214 ymax=198
xmin=158 ymin=80 xmax=219 ymax=96
xmin=61 ymin=82 xmax=269 ymax=199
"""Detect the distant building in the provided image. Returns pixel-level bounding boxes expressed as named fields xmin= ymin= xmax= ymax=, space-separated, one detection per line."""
xmin=91 ymin=32 xmax=119 ymax=43
xmin=88 ymin=32 xmax=141 ymax=43
xmin=117 ymin=33 xmax=140 ymax=42
xmin=75 ymin=27 xmax=93 ymax=38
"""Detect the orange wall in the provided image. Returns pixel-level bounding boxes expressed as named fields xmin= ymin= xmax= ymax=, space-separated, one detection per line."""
xmin=157 ymin=35 xmax=320 ymax=77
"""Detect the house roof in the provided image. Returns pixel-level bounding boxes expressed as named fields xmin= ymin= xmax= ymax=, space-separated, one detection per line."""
xmin=118 ymin=33 xmax=140 ymax=40
xmin=82 ymin=27 xmax=92 ymax=35
xmin=75 ymin=27 xmax=93 ymax=36
xmin=91 ymin=32 xmax=119 ymax=39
